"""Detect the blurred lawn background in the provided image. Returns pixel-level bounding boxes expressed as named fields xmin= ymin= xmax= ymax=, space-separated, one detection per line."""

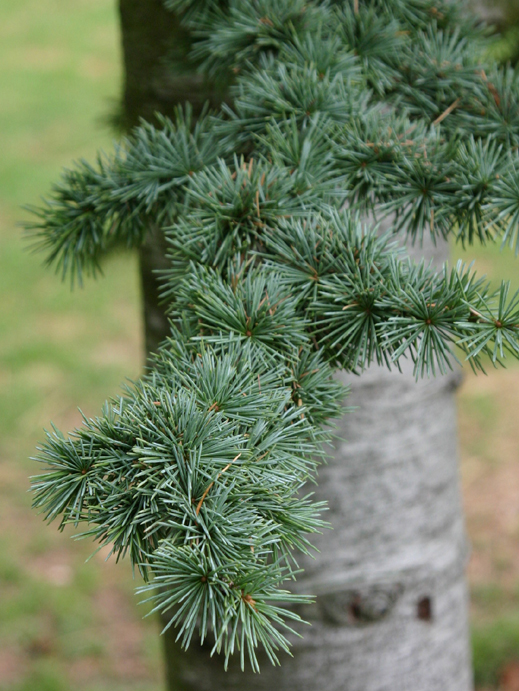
xmin=0 ymin=0 xmax=161 ymax=689
xmin=1 ymin=1 xmax=519 ymax=690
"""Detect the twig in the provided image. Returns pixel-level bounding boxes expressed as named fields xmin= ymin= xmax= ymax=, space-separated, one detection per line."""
xmin=469 ymin=307 xmax=485 ymax=321
xmin=196 ymin=453 xmax=242 ymax=516
xmin=256 ymin=190 xmax=261 ymax=218
xmin=432 ymin=98 xmax=461 ymax=126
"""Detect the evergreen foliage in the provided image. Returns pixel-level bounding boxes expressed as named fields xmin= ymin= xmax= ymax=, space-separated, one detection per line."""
xmin=27 ymin=0 xmax=519 ymax=671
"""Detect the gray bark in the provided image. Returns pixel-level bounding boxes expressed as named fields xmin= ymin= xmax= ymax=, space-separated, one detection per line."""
xmin=164 ymin=370 xmax=471 ymax=690
xmin=469 ymin=0 xmax=505 ymax=27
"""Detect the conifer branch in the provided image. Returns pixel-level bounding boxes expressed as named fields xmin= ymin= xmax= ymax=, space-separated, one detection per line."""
xmin=27 ymin=0 xmax=519 ymax=669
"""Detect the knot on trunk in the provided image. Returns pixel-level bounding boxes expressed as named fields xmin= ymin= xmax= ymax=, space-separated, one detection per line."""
xmin=317 ymin=583 xmax=404 ymax=626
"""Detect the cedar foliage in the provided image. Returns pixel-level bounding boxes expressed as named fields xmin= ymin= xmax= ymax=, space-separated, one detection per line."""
xmin=27 ymin=0 xmax=519 ymax=671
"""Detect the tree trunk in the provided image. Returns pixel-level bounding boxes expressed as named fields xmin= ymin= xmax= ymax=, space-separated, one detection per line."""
xmin=119 ymin=0 xmax=227 ymax=355
xmin=119 ymin=0 xmax=225 ymax=130
xmin=163 ymin=369 xmax=472 ymax=691
xmin=117 ymin=5 xmax=473 ymax=689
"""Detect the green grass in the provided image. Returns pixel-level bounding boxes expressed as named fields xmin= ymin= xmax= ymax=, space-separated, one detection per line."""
xmin=473 ymin=615 xmax=519 ymax=687
xmin=0 ymin=1 xmax=161 ymax=690
xmin=2 ymin=2 xmax=519 ymax=689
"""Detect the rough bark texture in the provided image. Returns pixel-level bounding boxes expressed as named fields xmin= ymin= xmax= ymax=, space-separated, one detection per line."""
xmin=163 ymin=366 xmax=471 ymax=690
xmin=117 ymin=4 xmax=473 ymax=689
